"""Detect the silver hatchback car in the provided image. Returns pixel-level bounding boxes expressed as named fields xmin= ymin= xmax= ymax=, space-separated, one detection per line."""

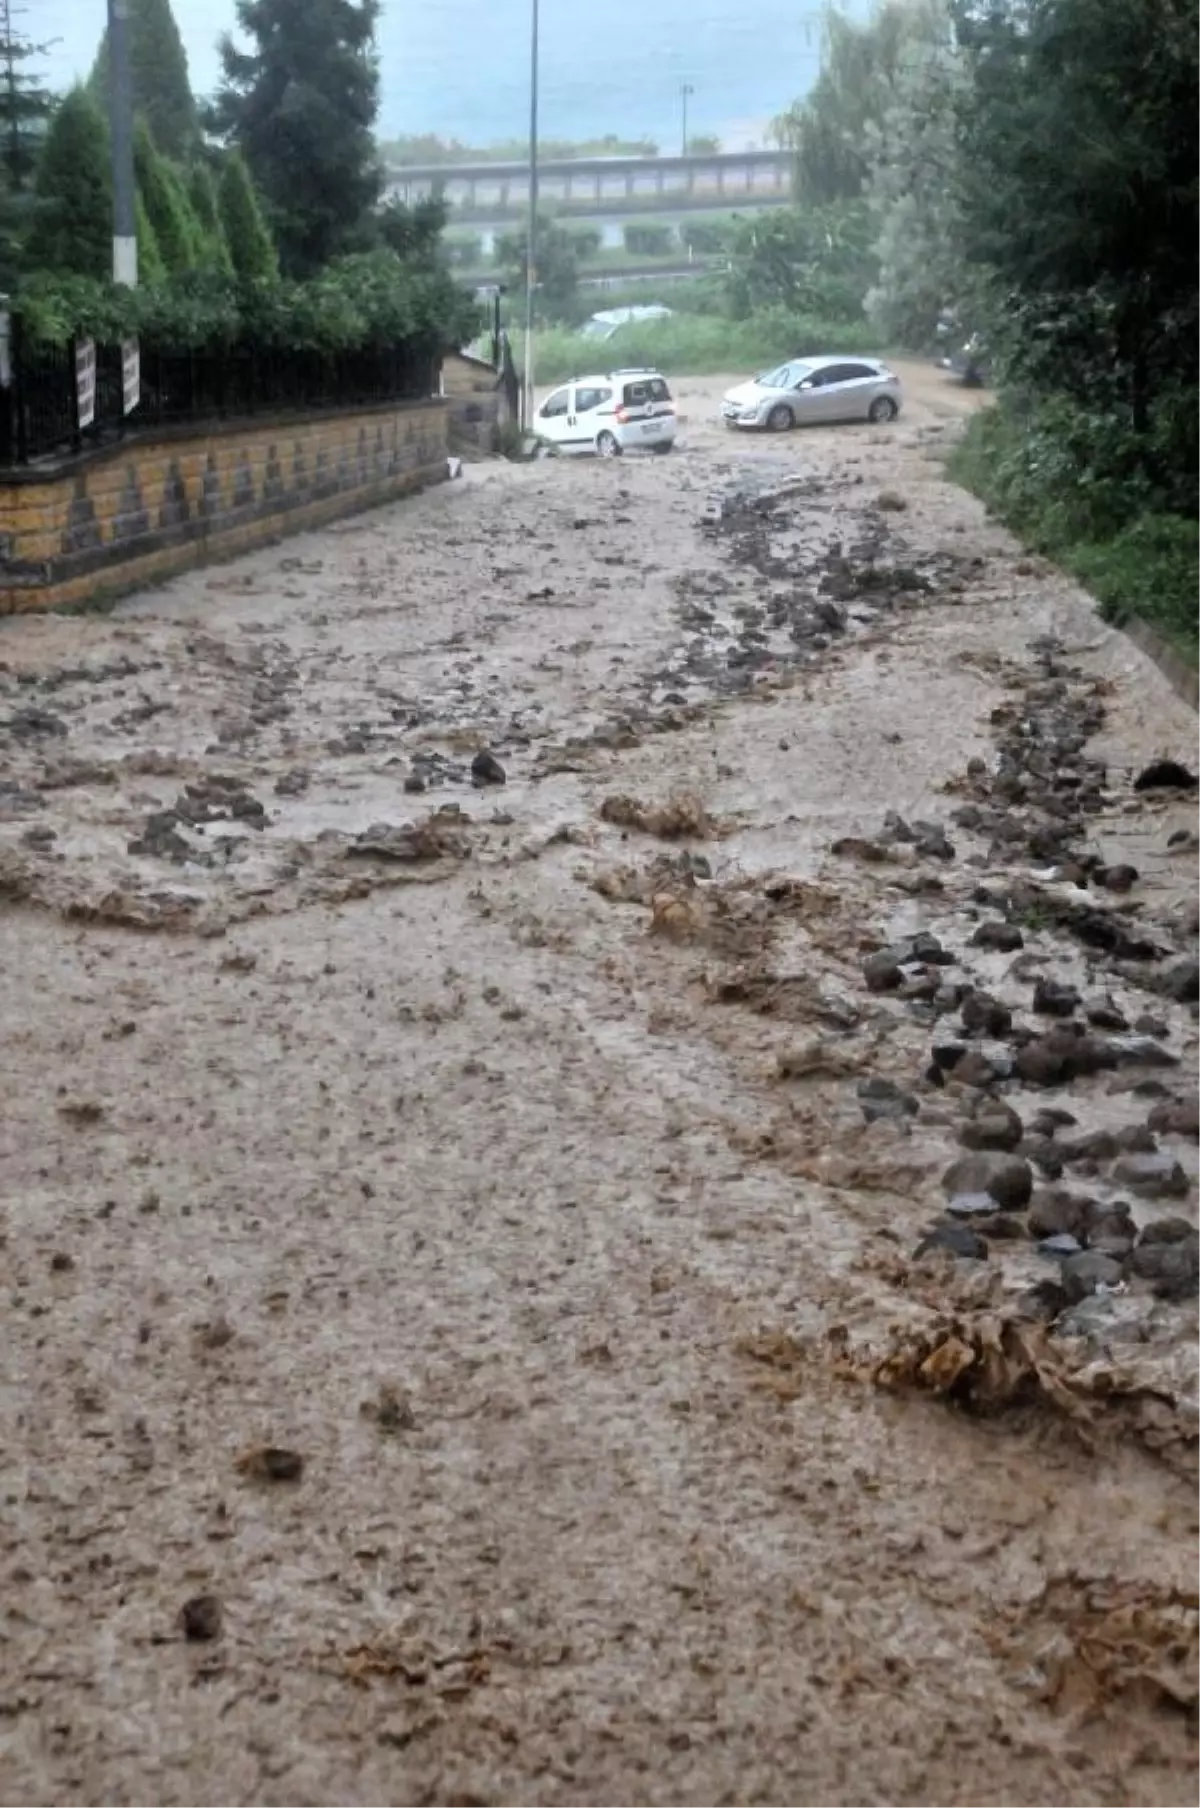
xmin=722 ymin=356 xmax=902 ymax=431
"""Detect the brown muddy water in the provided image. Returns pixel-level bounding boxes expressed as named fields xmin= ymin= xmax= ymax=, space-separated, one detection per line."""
xmin=1 ymin=366 xmax=1196 ymax=1806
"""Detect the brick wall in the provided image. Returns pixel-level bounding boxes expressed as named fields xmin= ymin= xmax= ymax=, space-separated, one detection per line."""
xmin=0 ymin=397 xmax=448 ymax=615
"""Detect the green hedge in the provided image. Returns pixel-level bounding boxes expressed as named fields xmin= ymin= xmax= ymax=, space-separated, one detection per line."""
xmin=15 ymin=251 xmax=480 ymax=354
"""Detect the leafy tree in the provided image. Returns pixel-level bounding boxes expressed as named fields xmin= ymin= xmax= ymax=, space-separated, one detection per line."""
xmin=771 ymin=3 xmax=938 ymax=205
xmin=864 ymin=1 xmax=968 ymax=344
xmin=88 ymin=0 xmax=198 ymax=162
xmin=569 ymin=225 xmax=601 ymax=260
xmin=955 ymin=0 xmax=1198 ymax=447
xmin=186 ymin=160 xmax=233 ymax=273
xmin=623 ymin=222 xmax=675 ymax=257
xmin=376 ymin=194 xmax=448 ymax=264
xmin=216 ymin=146 xmax=278 ymax=281
xmin=723 ymin=202 xmax=874 ymax=320
xmin=210 ymin=0 xmax=383 ymax=276
xmin=25 ymin=87 xmax=112 ymax=279
xmin=686 ymin=134 xmax=721 ymax=154
xmin=133 ymin=118 xmax=205 ymax=273
xmin=0 ymin=17 xmax=54 ymax=286
xmin=494 ymin=215 xmax=579 ymax=323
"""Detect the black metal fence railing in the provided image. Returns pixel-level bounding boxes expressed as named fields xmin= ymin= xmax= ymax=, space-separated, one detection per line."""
xmin=0 ymin=321 xmax=440 ymax=468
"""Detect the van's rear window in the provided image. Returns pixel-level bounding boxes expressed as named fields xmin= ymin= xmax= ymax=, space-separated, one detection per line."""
xmin=623 ymin=378 xmax=670 ymax=405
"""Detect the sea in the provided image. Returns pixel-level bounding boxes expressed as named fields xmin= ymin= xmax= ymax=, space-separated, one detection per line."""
xmin=38 ymin=0 xmax=862 ymax=152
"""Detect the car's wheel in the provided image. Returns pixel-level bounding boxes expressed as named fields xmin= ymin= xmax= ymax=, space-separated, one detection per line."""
xmin=651 ymin=440 xmax=673 ymax=455
xmin=868 ymin=396 xmax=898 ymax=423
xmin=595 ymin=431 xmax=622 ymax=458
xmin=766 ymin=404 xmax=794 ymax=432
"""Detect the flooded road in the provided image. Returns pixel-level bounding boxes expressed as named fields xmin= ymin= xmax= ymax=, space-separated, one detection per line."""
xmin=1 ymin=366 xmax=1196 ymax=1807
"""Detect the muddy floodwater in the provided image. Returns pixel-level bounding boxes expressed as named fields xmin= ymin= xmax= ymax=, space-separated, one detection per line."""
xmin=1 ymin=366 xmax=1197 ymax=1807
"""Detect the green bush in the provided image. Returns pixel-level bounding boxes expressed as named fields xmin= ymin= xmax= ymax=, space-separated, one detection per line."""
xmin=523 ymin=306 xmax=881 ymax=386
xmin=623 ymin=222 xmax=675 ymax=257
xmin=950 ymin=399 xmax=1198 ymax=663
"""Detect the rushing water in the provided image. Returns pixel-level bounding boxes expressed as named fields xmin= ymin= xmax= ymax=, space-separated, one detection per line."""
xmin=41 ymin=0 xmax=861 ymax=148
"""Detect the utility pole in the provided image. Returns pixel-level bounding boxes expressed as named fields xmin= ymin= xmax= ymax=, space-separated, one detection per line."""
xmin=679 ymin=82 xmax=693 ymax=157
xmin=521 ymin=0 xmax=539 ymax=431
xmin=107 ymin=0 xmax=137 ymax=285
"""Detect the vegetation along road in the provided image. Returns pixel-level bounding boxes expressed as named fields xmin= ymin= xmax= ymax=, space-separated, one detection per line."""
xmin=1 ymin=375 xmax=1196 ymax=1806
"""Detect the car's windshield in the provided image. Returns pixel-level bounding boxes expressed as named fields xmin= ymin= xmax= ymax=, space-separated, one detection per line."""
xmin=756 ymin=362 xmax=809 ymax=389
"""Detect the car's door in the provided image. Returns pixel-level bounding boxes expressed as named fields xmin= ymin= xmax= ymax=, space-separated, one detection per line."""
xmin=790 ymin=365 xmax=838 ymax=423
xmin=536 ymin=385 xmax=572 ymax=448
xmin=818 ymin=362 xmax=879 ymax=420
xmin=569 ymin=383 xmax=614 ymax=448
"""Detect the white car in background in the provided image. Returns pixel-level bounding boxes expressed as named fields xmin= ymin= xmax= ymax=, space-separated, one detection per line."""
xmin=533 ymin=369 xmax=677 ymax=457
xmin=581 ymin=304 xmax=674 ymax=341
xmin=722 ymin=356 xmax=902 ymax=430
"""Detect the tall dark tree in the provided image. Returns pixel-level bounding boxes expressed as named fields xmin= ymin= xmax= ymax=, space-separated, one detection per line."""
xmin=956 ymin=0 xmax=1199 ymax=438
xmin=88 ymin=0 xmax=198 ymax=162
xmin=210 ymin=0 xmax=382 ymax=276
xmin=25 ymin=86 xmax=112 ymax=279
xmin=0 ymin=8 xmax=53 ymax=285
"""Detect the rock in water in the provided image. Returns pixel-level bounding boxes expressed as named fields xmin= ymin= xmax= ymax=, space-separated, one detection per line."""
xmin=180 ymin=1594 xmax=223 ymax=1641
xmin=471 ymin=750 xmax=507 ymax=788
xmin=942 ymin=1151 xmax=1034 ymax=1211
xmin=1060 ymin=1250 xmax=1125 ymax=1302
xmin=914 ymin=1222 xmax=989 ymax=1261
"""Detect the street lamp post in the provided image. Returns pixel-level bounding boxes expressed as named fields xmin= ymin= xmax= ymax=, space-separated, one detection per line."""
xmin=680 ymin=82 xmax=694 ymax=157
xmin=522 ymin=0 xmax=539 ymax=431
xmin=107 ymin=0 xmax=137 ymax=285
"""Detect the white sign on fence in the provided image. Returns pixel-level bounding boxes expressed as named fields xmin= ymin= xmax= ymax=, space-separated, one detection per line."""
xmin=122 ymin=337 xmax=140 ymax=415
xmin=75 ymin=337 xmax=96 ymax=429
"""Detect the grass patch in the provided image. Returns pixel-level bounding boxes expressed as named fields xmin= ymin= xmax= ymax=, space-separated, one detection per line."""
xmin=949 ymin=402 xmax=1198 ymax=666
xmin=522 ymin=307 xmax=880 ymax=387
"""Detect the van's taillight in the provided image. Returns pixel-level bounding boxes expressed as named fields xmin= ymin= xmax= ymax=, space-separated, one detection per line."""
xmin=615 ymin=405 xmax=630 ymax=423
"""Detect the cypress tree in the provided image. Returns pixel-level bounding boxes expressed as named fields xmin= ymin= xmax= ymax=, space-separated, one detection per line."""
xmin=25 ymin=87 xmax=112 ymax=279
xmin=187 ymin=160 xmax=233 ymax=273
xmin=89 ymin=0 xmax=198 ymax=162
xmin=217 ymin=147 xmax=278 ymax=281
xmin=133 ymin=117 xmax=203 ymax=273
xmin=135 ymin=191 xmax=167 ymax=284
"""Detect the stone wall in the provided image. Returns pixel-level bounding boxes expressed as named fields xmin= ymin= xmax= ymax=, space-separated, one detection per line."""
xmin=442 ymin=351 xmax=508 ymax=456
xmin=0 ymin=397 xmax=448 ymax=615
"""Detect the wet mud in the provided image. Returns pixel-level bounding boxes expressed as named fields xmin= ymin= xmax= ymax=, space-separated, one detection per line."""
xmin=1 ymin=366 xmax=1196 ymax=1806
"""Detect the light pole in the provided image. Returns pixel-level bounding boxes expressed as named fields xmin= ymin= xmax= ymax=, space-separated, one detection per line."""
xmin=521 ymin=0 xmax=539 ymax=431
xmin=680 ymin=82 xmax=694 ymax=157
xmin=107 ymin=0 xmax=137 ymax=284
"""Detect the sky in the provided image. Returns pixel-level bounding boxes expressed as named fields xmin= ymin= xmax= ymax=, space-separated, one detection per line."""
xmin=30 ymin=0 xmax=832 ymax=149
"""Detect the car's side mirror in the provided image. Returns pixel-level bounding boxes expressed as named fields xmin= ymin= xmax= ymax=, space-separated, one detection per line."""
xmin=795 ymin=379 xmax=814 ymax=391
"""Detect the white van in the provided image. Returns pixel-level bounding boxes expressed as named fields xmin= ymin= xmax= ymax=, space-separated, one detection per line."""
xmin=533 ymin=368 xmax=677 ymax=458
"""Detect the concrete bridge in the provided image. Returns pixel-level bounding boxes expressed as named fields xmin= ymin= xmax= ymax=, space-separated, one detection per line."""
xmin=384 ymin=149 xmax=793 ymax=223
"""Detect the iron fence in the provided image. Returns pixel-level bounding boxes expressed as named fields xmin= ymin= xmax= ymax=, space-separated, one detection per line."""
xmin=0 ymin=319 xmax=440 ymax=467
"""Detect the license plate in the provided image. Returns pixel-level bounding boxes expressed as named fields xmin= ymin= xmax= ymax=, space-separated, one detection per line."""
xmin=642 ymin=422 xmax=658 ymax=434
